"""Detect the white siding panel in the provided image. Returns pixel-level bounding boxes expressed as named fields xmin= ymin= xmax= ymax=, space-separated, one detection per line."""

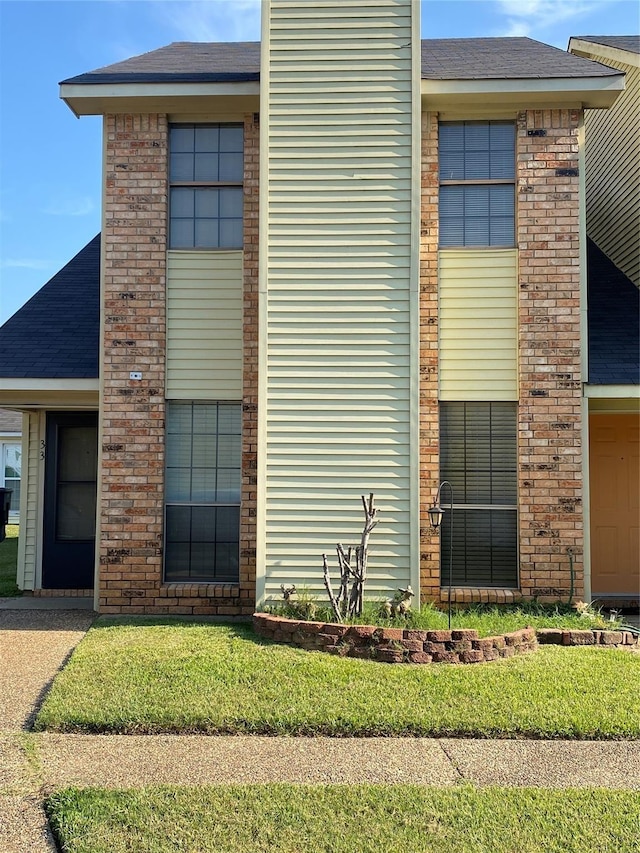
xmin=584 ymin=57 xmax=639 ymax=287
xmin=439 ymin=249 xmax=518 ymax=401
xmin=166 ymin=250 xmax=243 ymax=399
xmin=17 ymin=411 xmax=40 ymax=590
xmin=261 ymin=0 xmax=418 ymax=602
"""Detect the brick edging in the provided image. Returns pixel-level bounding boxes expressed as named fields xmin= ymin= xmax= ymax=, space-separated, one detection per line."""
xmin=253 ymin=614 xmax=638 ymax=664
xmin=536 ymin=627 xmax=639 ymax=648
xmin=253 ymin=614 xmax=536 ymax=664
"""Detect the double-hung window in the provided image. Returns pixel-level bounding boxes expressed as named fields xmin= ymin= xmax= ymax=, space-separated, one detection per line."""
xmin=1 ymin=443 xmax=21 ymax=521
xmin=169 ymin=124 xmax=243 ymax=249
xmin=164 ymin=402 xmax=241 ymax=582
xmin=440 ymin=402 xmax=518 ymax=587
xmin=439 ymin=121 xmax=515 ymax=247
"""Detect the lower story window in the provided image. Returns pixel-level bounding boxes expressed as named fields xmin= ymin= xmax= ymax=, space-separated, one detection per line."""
xmin=1 ymin=442 xmax=21 ymax=520
xmin=164 ymin=401 xmax=241 ymax=582
xmin=439 ymin=401 xmax=518 ymax=587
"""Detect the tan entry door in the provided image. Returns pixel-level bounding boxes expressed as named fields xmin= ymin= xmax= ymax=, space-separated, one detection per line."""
xmin=589 ymin=413 xmax=639 ymax=597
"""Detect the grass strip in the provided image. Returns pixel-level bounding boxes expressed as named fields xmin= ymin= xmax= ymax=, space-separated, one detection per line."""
xmin=45 ymin=784 xmax=640 ymax=853
xmin=270 ymin=599 xmax=621 ymax=633
xmin=0 ymin=524 xmax=20 ymax=596
xmin=35 ymin=621 xmax=640 ymax=738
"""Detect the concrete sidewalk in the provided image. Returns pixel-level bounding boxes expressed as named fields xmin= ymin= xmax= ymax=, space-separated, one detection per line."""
xmin=1 ymin=608 xmax=95 ymax=853
xmin=1 ymin=608 xmax=639 ymax=853
xmin=0 ymin=595 xmax=94 ymax=610
xmin=34 ymin=733 xmax=640 ymax=790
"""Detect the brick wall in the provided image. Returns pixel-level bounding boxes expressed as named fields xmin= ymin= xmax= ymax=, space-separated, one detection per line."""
xmin=419 ymin=111 xmax=441 ymax=602
xmin=419 ymin=109 xmax=584 ymax=605
xmin=239 ymin=113 xmax=260 ymax=615
xmin=517 ymin=109 xmax=584 ymax=602
xmin=98 ymin=113 xmax=259 ymax=615
xmin=100 ymin=113 xmax=168 ymax=614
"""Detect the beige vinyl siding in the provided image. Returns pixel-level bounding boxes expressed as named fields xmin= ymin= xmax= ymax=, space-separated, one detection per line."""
xmin=166 ymin=250 xmax=243 ymax=399
xmin=260 ymin=0 xmax=418 ymax=601
xmin=439 ymin=249 xmax=518 ymax=400
xmin=16 ymin=411 xmax=41 ymax=590
xmin=584 ymin=56 xmax=639 ymax=287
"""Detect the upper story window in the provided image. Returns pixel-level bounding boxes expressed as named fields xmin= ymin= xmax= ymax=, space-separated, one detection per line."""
xmin=439 ymin=121 xmax=515 ymax=248
xmin=169 ymin=124 xmax=243 ymax=249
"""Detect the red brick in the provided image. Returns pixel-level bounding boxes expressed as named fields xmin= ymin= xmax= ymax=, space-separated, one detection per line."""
xmin=408 ymin=652 xmax=433 ymax=664
xmin=460 ymin=650 xmax=485 ymax=664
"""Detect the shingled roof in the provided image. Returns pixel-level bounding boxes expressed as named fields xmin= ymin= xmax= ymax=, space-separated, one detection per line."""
xmin=587 ymin=239 xmax=640 ymax=386
xmin=0 ymin=235 xmax=100 ymax=379
xmin=61 ymin=37 xmax=621 ymax=85
xmin=419 ymin=37 xmax=620 ymax=79
xmin=575 ymin=35 xmax=640 ymax=55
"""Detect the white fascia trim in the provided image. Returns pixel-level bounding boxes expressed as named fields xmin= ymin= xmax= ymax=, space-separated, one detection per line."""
xmin=0 ymin=379 xmax=99 ymax=391
xmin=569 ymin=39 xmax=640 ymax=69
xmin=61 ymin=81 xmax=260 ymax=113
xmin=421 ymin=74 xmax=624 ymax=108
xmin=584 ymin=385 xmax=640 ymax=398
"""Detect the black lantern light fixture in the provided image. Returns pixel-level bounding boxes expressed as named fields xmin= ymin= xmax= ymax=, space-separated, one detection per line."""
xmin=428 ymin=481 xmax=454 ymax=629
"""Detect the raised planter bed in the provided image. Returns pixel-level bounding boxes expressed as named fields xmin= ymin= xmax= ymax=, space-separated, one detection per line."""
xmin=253 ymin=614 xmax=638 ymax=664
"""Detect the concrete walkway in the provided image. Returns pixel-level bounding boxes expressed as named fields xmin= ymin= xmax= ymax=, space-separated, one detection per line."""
xmin=0 ymin=607 xmax=95 ymax=853
xmin=1 ymin=607 xmax=639 ymax=853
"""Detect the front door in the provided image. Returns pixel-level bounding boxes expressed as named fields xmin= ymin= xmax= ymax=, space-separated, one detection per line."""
xmin=42 ymin=412 xmax=98 ymax=589
xmin=590 ymin=413 xmax=639 ymax=598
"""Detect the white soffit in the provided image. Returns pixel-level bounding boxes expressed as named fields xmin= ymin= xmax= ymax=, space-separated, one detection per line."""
xmin=421 ymin=75 xmax=624 ymax=109
xmin=569 ymin=38 xmax=640 ymax=69
xmin=584 ymin=385 xmax=640 ymax=399
xmin=60 ymin=82 xmax=260 ymax=116
xmin=0 ymin=379 xmax=99 ymax=409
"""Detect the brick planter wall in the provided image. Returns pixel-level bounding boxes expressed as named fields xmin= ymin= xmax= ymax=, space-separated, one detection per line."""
xmin=537 ymin=628 xmax=639 ymax=648
xmin=253 ymin=614 xmax=638 ymax=663
xmin=253 ymin=614 xmax=537 ymax=664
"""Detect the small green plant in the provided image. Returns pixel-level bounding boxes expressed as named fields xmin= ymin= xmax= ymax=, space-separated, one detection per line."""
xmin=572 ymin=600 xmax=614 ymax=628
xmin=276 ymin=584 xmax=318 ymax=620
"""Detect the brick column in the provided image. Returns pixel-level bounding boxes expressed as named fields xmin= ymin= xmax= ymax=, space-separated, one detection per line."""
xmin=240 ymin=113 xmax=260 ymax=615
xmin=419 ymin=111 xmax=441 ymax=602
xmin=100 ymin=114 xmax=168 ymax=613
xmin=517 ymin=109 xmax=584 ymax=602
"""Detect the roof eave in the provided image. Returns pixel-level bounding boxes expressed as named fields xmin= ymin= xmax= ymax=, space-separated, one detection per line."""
xmin=421 ymin=74 xmax=625 ymax=109
xmin=0 ymin=379 xmax=100 ymax=411
xmin=60 ymin=71 xmax=625 ymax=116
xmin=60 ymin=80 xmax=261 ymax=116
xmin=569 ymin=38 xmax=640 ymax=68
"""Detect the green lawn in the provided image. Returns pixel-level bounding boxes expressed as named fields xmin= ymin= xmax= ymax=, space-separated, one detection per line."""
xmin=45 ymin=784 xmax=640 ymax=853
xmin=0 ymin=524 xmax=20 ymax=596
xmin=35 ymin=620 xmax=640 ymax=738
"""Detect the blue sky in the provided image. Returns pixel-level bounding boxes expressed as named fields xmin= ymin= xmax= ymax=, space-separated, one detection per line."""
xmin=0 ymin=0 xmax=638 ymax=323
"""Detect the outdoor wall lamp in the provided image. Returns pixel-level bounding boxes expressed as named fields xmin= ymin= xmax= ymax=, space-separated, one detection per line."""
xmin=428 ymin=481 xmax=454 ymax=629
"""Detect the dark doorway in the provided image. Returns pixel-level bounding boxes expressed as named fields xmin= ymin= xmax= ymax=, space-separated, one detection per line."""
xmin=42 ymin=412 xmax=98 ymax=589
